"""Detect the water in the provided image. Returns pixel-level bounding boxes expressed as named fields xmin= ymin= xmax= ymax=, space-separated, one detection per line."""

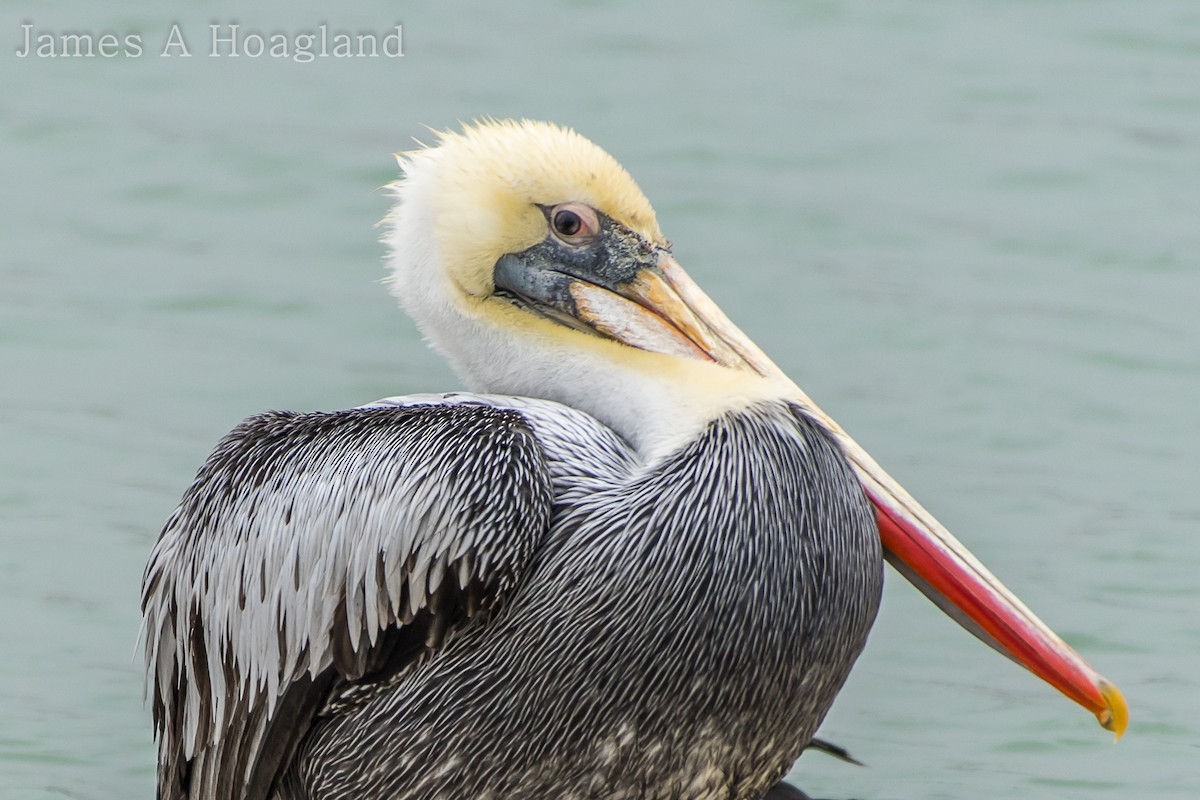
xmin=2 ymin=1 xmax=1198 ymax=797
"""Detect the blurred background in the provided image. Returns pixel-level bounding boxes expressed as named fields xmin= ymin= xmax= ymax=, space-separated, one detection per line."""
xmin=2 ymin=1 xmax=1197 ymax=798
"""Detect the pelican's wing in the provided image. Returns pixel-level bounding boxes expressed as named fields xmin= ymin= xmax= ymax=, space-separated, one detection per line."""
xmin=141 ymin=401 xmax=553 ymax=800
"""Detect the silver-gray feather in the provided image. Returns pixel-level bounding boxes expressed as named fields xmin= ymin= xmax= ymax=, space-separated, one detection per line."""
xmin=142 ymin=403 xmax=553 ymax=799
xmin=143 ymin=394 xmax=882 ymax=800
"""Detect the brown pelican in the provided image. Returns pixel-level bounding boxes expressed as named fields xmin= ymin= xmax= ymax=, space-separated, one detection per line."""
xmin=141 ymin=119 xmax=1127 ymax=800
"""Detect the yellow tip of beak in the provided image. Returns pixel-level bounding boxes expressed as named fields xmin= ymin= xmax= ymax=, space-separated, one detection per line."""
xmin=1096 ymin=680 xmax=1129 ymax=740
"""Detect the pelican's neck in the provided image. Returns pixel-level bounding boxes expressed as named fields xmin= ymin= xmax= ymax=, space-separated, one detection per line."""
xmin=440 ymin=311 xmax=790 ymax=460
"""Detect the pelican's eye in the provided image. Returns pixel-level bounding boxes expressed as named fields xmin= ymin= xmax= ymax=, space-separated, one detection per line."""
xmin=549 ymin=203 xmax=600 ymax=246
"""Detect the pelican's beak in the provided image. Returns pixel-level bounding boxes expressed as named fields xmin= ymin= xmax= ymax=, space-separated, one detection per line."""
xmin=848 ymin=439 xmax=1128 ymax=739
xmin=556 ymin=251 xmax=1129 ymax=739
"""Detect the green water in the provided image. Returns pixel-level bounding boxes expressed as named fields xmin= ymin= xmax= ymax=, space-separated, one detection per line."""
xmin=3 ymin=1 xmax=1197 ymax=797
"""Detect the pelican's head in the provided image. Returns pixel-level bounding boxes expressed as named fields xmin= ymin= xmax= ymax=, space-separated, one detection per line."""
xmin=385 ymin=119 xmax=785 ymax=450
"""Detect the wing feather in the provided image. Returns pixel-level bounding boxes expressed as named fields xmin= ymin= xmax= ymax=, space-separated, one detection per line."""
xmin=142 ymin=402 xmax=552 ymax=799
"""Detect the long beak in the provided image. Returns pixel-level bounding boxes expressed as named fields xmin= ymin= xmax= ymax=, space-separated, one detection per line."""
xmin=600 ymin=253 xmax=1129 ymax=738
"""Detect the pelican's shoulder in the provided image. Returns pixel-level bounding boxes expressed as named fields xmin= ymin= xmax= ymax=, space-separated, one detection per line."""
xmin=141 ymin=398 xmax=558 ymax=799
xmin=371 ymin=392 xmax=640 ymax=483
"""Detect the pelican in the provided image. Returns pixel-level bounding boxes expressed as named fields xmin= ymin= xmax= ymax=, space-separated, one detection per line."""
xmin=141 ymin=119 xmax=1127 ymax=800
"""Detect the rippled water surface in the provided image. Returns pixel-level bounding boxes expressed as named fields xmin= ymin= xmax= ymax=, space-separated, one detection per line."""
xmin=3 ymin=1 xmax=1198 ymax=798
